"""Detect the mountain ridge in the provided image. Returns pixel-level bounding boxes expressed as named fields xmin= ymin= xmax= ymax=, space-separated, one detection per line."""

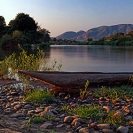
xmin=56 ymin=24 xmax=133 ymax=41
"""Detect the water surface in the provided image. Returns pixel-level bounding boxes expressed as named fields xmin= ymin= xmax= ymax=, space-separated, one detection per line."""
xmin=1 ymin=45 xmax=133 ymax=72
xmin=46 ymin=45 xmax=133 ymax=72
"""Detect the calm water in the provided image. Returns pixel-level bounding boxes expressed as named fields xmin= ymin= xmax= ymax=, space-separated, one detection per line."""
xmin=1 ymin=45 xmax=133 ymax=72
xmin=46 ymin=45 xmax=133 ymax=72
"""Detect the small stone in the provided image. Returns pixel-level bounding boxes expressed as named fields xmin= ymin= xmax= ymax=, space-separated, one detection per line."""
xmin=124 ymin=115 xmax=132 ymax=121
xmin=75 ymin=126 xmax=82 ymax=132
xmin=27 ymin=110 xmax=35 ymax=115
xmin=35 ymin=107 xmax=43 ymax=113
xmin=64 ymin=96 xmax=70 ymax=100
xmin=123 ymin=106 xmax=130 ymax=114
xmin=64 ymin=116 xmax=74 ymax=123
xmin=44 ymin=106 xmax=53 ymax=111
xmin=89 ymin=122 xmax=97 ymax=129
xmin=60 ymin=114 xmax=65 ymax=117
xmin=10 ymin=91 xmax=19 ymax=96
xmin=40 ymin=122 xmax=53 ymax=129
xmin=93 ymin=131 xmax=100 ymax=133
xmin=102 ymin=129 xmax=114 ymax=133
xmin=11 ymin=102 xmax=20 ymax=107
xmin=79 ymin=127 xmax=89 ymax=133
xmin=103 ymin=106 xmax=111 ymax=112
xmin=117 ymin=126 xmax=129 ymax=133
xmin=129 ymin=120 xmax=133 ymax=126
xmin=14 ymin=104 xmax=22 ymax=110
xmin=96 ymin=124 xmax=110 ymax=130
xmin=24 ymin=104 xmax=33 ymax=109
xmin=56 ymin=124 xmax=64 ymax=128
xmin=40 ymin=111 xmax=54 ymax=117
xmin=71 ymin=118 xmax=84 ymax=127
xmin=58 ymin=92 xmax=66 ymax=97
xmin=10 ymin=113 xmax=25 ymax=118
xmin=54 ymin=118 xmax=60 ymax=122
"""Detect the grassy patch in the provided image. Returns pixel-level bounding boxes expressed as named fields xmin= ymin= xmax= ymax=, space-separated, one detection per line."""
xmin=68 ymin=105 xmax=102 ymax=119
xmin=101 ymin=111 xmax=124 ymax=127
xmin=61 ymin=104 xmax=68 ymax=111
xmin=30 ymin=115 xmax=54 ymax=124
xmin=93 ymin=85 xmax=133 ymax=100
xmin=24 ymin=89 xmax=54 ymax=104
xmin=30 ymin=116 xmax=45 ymax=124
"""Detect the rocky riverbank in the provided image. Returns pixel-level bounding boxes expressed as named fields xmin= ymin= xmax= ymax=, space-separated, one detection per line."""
xmin=0 ymin=80 xmax=133 ymax=133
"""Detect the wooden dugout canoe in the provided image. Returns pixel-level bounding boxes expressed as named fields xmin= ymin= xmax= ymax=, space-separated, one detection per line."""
xmin=18 ymin=70 xmax=133 ymax=92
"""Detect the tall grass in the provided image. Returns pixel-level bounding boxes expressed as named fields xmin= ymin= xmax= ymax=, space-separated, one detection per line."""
xmin=0 ymin=45 xmax=62 ymax=79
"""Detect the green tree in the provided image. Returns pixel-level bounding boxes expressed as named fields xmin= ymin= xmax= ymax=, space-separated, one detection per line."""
xmin=0 ymin=34 xmax=12 ymax=48
xmin=8 ymin=13 xmax=39 ymax=44
xmin=111 ymin=32 xmax=125 ymax=40
xmin=8 ymin=13 xmax=37 ymax=33
xmin=0 ymin=16 xmax=6 ymax=38
xmin=87 ymin=38 xmax=93 ymax=42
xmin=12 ymin=30 xmax=24 ymax=44
xmin=38 ymin=28 xmax=50 ymax=42
xmin=127 ymin=31 xmax=133 ymax=38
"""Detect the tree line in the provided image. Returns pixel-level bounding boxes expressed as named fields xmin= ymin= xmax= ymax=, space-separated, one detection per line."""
xmin=0 ymin=13 xmax=50 ymax=49
xmin=87 ymin=31 xmax=133 ymax=46
xmin=51 ymin=31 xmax=133 ymax=46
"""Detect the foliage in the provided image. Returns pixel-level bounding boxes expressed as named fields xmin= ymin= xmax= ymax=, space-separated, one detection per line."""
xmin=93 ymin=86 xmax=133 ymax=100
xmin=0 ymin=16 xmax=6 ymax=38
xmin=24 ymin=89 xmax=54 ymax=104
xmin=80 ymin=80 xmax=90 ymax=99
xmin=8 ymin=13 xmax=37 ymax=32
xmin=12 ymin=30 xmax=24 ymax=44
xmin=102 ymin=111 xmax=124 ymax=127
xmin=68 ymin=105 xmax=102 ymax=119
xmin=0 ymin=46 xmax=62 ymax=85
xmin=0 ymin=34 xmax=13 ymax=48
xmin=87 ymin=38 xmax=93 ymax=42
xmin=30 ymin=115 xmax=54 ymax=124
xmin=0 ymin=13 xmax=50 ymax=48
xmin=61 ymin=104 xmax=68 ymax=111
xmin=0 ymin=47 xmax=45 ymax=75
xmin=38 ymin=28 xmax=50 ymax=42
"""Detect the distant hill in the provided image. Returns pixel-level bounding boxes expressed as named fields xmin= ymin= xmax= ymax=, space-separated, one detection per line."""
xmin=56 ymin=24 xmax=133 ymax=41
xmin=56 ymin=30 xmax=85 ymax=40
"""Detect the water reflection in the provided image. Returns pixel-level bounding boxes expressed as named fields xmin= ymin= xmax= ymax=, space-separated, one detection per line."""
xmin=0 ymin=47 xmax=51 ymax=61
xmin=49 ymin=45 xmax=133 ymax=72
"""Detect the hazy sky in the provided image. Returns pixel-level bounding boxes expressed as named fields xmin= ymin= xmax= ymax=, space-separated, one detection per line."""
xmin=0 ymin=0 xmax=133 ymax=37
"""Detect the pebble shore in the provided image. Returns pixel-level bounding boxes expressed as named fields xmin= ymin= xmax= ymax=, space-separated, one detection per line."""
xmin=0 ymin=83 xmax=133 ymax=133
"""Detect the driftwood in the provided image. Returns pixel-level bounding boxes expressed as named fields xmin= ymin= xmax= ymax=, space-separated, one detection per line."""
xmin=18 ymin=70 xmax=133 ymax=92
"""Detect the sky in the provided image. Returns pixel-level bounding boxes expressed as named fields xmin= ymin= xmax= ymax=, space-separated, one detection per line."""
xmin=0 ymin=0 xmax=133 ymax=37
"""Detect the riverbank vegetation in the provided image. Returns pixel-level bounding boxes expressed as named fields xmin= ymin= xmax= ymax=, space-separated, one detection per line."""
xmin=0 ymin=46 xmax=62 ymax=82
xmin=88 ymin=31 xmax=133 ymax=46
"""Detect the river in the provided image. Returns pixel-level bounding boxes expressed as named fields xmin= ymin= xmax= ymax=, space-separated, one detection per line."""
xmin=1 ymin=45 xmax=133 ymax=72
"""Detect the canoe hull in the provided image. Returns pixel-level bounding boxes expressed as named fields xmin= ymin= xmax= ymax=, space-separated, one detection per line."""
xmin=18 ymin=70 xmax=133 ymax=90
